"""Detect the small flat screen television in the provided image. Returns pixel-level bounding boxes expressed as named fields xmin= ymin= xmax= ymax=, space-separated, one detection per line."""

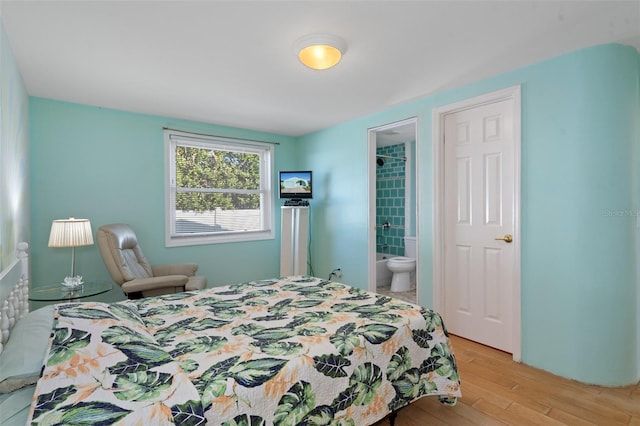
xmin=279 ymin=171 xmax=312 ymax=202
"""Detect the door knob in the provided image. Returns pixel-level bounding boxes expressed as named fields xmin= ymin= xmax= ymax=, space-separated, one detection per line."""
xmin=495 ymin=234 xmax=513 ymax=243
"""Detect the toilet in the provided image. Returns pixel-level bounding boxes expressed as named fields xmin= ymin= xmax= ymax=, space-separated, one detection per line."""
xmin=387 ymin=236 xmax=416 ymax=292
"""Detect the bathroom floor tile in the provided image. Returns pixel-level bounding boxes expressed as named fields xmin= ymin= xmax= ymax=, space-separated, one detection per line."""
xmin=376 ymin=284 xmax=417 ymax=305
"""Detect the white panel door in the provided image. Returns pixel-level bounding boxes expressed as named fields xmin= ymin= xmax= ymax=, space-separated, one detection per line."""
xmin=443 ymin=99 xmax=515 ymax=353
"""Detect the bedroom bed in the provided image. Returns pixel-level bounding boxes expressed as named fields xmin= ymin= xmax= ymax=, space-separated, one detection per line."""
xmin=1 ymin=244 xmax=461 ymax=425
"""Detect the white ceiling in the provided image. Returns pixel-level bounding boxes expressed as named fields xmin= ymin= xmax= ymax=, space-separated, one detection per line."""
xmin=2 ymin=1 xmax=639 ymax=137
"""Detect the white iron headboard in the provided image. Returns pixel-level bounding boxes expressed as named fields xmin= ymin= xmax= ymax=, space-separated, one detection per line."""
xmin=0 ymin=242 xmax=29 ymax=354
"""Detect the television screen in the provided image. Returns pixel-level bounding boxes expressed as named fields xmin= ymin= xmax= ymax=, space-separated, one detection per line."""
xmin=279 ymin=171 xmax=312 ymax=199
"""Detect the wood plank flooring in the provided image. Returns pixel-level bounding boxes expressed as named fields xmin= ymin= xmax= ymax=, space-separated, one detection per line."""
xmin=374 ymin=335 xmax=640 ymax=425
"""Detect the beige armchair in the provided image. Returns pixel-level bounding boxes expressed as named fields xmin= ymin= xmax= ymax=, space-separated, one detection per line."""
xmin=96 ymin=223 xmax=207 ymax=298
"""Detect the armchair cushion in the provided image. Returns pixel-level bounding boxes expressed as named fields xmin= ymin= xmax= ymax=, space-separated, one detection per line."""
xmin=152 ymin=263 xmax=198 ymax=277
xmin=120 ymin=275 xmax=189 ymax=294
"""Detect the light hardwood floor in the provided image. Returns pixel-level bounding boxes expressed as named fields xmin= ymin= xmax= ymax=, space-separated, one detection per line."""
xmin=374 ymin=335 xmax=640 ymax=426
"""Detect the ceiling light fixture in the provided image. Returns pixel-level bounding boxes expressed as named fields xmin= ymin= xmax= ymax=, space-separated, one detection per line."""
xmin=293 ymin=34 xmax=347 ymax=70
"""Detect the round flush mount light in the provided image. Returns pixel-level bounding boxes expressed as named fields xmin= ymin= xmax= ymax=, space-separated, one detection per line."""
xmin=293 ymin=34 xmax=347 ymax=70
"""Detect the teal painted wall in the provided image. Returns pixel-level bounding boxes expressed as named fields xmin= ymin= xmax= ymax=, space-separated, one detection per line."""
xmin=29 ymin=98 xmax=298 ymax=290
xmin=299 ymin=43 xmax=639 ymax=385
xmin=519 ymin=43 xmax=638 ymax=386
xmin=296 ymin=124 xmax=372 ymax=281
xmin=0 ymin=21 xmax=29 ymax=275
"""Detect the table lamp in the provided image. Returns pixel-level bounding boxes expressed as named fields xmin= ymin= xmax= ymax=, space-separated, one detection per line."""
xmin=48 ymin=217 xmax=94 ymax=286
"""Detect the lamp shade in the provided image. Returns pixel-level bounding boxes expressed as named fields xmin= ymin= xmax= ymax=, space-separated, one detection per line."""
xmin=48 ymin=218 xmax=94 ymax=248
xmin=293 ymin=34 xmax=347 ymax=70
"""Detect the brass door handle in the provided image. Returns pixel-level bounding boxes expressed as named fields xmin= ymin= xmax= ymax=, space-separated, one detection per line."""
xmin=495 ymin=234 xmax=513 ymax=243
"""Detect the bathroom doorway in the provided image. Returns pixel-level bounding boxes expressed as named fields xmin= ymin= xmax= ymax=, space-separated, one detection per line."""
xmin=367 ymin=118 xmax=418 ymax=304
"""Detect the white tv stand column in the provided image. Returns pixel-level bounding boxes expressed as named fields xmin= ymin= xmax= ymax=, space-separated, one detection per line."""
xmin=280 ymin=206 xmax=309 ymax=276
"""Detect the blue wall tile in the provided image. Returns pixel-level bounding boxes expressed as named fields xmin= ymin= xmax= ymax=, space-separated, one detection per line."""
xmin=376 ymin=144 xmax=405 ymax=256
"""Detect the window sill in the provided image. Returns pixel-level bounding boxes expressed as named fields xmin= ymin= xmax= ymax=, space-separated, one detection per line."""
xmin=165 ymin=229 xmax=274 ymax=247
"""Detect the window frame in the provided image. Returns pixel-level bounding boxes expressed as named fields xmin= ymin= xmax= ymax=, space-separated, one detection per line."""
xmin=165 ymin=129 xmax=274 ymax=247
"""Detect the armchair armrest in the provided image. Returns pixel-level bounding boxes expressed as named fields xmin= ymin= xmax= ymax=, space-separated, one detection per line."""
xmin=152 ymin=263 xmax=198 ymax=277
xmin=121 ymin=275 xmax=189 ymax=294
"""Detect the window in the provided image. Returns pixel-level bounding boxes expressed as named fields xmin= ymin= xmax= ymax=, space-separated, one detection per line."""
xmin=165 ymin=130 xmax=274 ymax=246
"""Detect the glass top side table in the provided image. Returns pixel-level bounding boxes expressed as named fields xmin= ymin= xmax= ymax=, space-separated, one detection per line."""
xmin=29 ymin=281 xmax=113 ymax=302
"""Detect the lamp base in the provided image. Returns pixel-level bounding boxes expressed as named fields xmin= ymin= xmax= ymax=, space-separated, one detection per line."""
xmin=61 ymin=275 xmax=84 ymax=290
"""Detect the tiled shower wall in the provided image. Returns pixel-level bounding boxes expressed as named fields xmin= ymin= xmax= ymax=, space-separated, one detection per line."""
xmin=376 ymin=143 xmax=405 ymax=256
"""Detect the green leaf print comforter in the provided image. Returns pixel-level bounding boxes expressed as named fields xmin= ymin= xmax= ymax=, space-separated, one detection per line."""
xmin=27 ymin=276 xmax=461 ymax=425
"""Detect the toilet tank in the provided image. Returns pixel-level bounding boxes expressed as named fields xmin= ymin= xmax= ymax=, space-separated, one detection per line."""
xmin=404 ymin=236 xmax=416 ymax=258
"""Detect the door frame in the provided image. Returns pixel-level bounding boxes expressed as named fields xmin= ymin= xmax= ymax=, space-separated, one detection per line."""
xmin=367 ymin=117 xmax=419 ymax=299
xmin=432 ymin=86 xmax=522 ymax=361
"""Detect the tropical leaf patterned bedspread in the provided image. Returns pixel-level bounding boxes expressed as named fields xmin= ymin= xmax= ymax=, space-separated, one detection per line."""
xmin=28 ymin=276 xmax=461 ymax=425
